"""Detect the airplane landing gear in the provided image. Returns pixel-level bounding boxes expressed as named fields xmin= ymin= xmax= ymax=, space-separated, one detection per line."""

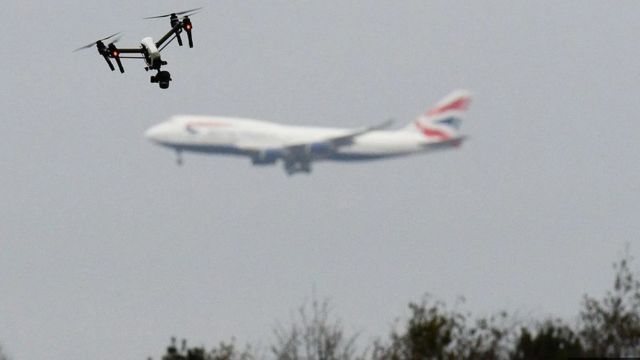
xmin=176 ymin=149 xmax=183 ymax=166
xmin=284 ymin=160 xmax=311 ymax=175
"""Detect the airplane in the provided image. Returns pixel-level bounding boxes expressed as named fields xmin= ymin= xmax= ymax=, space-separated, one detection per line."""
xmin=73 ymin=8 xmax=201 ymax=89
xmin=144 ymin=90 xmax=472 ymax=175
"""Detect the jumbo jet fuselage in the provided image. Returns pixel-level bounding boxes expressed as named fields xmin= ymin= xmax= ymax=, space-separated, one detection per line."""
xmin=144 ymin=90 xmax=471 ymax=174
xmin=147 ymin=116 xmax=433 ymax=156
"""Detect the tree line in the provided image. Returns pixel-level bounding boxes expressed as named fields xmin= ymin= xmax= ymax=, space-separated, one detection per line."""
xmin=2 ymin=251 xmax=639 ymax=360
xmin=150 ymin=250 xmax=640 ymax=360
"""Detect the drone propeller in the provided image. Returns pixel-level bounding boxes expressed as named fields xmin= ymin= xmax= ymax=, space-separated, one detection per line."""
xmin=144 ymin=7 xmax=202 ymax=19
xmin=73 ymin=32 xmax=121 ymax=52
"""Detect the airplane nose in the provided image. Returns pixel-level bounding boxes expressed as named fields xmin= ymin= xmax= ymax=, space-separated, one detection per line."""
xmin=144 ymin=123 xmax=167 ymax=143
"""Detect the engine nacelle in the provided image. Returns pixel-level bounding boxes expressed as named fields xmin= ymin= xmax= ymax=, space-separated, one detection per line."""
xmin=307 ymin=142 xmax=333 ymax=155
xmin=251 ymin=150 xmax=280 ymax=165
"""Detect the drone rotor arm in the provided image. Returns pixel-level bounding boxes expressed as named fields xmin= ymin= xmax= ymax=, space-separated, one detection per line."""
xmin=115 ymin=48 xmax=145 ymax=54
xmin=155 ymin=23 xmax=183 ymax=48
xmin=158 ymin=34 xmax=178 ymax=52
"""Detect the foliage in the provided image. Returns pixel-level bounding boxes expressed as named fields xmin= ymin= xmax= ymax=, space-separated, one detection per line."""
xmin=455 ymin=312 xmax=511 ymax=360
xmin=0 ymin=344 xmax=8 ymax=360
xmin=148 ymin=248 xmax=640 ymax=360
xmin=150 ymin=338 xmax=253 ymax=360
xmin=511 ymin=320 xmax=584 ymax=360
xmin=271 ymin=298 xmax=359 ymax=360
xmin=371 ymin=299 xmax=460 ymax=360
xmin=208 ymin=340 xmax=253 ymax=360
xmin=579 ymin=249 xmax=640 ymax=357
xmin=371 ymin=298 xmax=511 ymax=360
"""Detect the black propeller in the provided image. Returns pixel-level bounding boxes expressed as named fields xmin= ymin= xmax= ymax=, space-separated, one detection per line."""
xmin=143 ymin=7 xmax=202 ymax=19
xmin=73 ymin=32 xmax=121 ymax=52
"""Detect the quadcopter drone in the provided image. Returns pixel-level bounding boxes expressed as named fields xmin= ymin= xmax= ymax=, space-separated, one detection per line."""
xmin=74 ymin=8 xmax=201 ymax=89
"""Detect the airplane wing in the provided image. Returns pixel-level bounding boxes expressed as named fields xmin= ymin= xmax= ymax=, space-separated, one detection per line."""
xmin=283 ymin=118 xmax=394 ymax=156
xmin=239 ymin=119 xmax=393 ymax=172
xmin=244 ymin=119 xmax=394 ymax=161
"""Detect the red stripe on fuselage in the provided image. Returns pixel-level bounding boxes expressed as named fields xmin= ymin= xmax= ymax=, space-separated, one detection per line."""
xmin=415 ymin=121 xmax=451 ymax=140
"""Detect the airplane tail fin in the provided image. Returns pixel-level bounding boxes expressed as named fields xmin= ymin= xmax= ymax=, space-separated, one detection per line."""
xmin=404 ymin=89 xmax=472 ymax=140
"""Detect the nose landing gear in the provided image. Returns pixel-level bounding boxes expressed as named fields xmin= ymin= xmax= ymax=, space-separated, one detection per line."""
xmin=175 ymin=149 xmax=183 ymax=166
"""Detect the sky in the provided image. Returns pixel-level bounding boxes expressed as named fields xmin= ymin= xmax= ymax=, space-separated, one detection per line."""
xmin=1 ymin=1 xmax=640 ymax=359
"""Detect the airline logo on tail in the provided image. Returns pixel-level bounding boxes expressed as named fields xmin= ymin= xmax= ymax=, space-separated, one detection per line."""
xmin=414 ymin=90 xmax=472 ymax=141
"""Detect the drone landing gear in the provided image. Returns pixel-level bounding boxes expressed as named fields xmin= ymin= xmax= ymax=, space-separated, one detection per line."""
xmin=150 ymin=70 xmax=172 ymax=89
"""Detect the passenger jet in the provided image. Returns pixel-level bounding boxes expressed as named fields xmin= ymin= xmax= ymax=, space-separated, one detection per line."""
xmin=145 ymin=90 xmax=472 ymax=175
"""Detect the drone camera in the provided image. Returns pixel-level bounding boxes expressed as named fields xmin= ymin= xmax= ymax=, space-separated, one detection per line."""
xmin=151 ymin=70 xmax=171 ymax=89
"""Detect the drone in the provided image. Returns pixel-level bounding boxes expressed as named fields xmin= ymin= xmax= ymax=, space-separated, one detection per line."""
xmin=74 ymin=8 xmax=201 ymax=89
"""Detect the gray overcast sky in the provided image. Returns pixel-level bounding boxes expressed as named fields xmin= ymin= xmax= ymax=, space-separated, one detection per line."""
xmin=1 ymin=1 xmax=640 ymax=359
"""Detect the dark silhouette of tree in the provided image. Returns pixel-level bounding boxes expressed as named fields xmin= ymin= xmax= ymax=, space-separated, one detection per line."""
xmin=372 ymin=299 xmax=460 ymax=360
xmin=149 ymin=338 xmax=252 ymax=360
xmin=579 ymin=249 xmax=640 ymax=357
xmin=371 ymin=298 xmax=511 ymax=360
xmin=511 ymin=320 xmax=584 ymax=360
xmin=271 ymin=298 xmax=359 ymax=360
xmin=208 ymin=340 xmax=253 ymax=360
xmin=147 ymin=248 xmax=640 ymax=360
xmin=0 ymin=344 xmax=8 ymax=360
xmin=456 ymin=312 xmax=511 ymax=360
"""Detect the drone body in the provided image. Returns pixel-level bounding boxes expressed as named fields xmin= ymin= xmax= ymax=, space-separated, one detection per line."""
xmin=76 ymin=8 xmax=199 ymax=89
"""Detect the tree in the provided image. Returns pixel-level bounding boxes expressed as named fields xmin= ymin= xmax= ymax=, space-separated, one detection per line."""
xmin=579 ymin=249 xmax=640 ymax=357
xmin=208 ymin=340 xmax=253 ymax=360
xmin=371 ymin=298 xmax=510 ymax=360
xmin=147 ymin=248 xmax=640 ymax=360
xmin=0 ymin=344 xmax=8 ymax=360
xmin=372 ymin=299 xmax=460 ymax=360
xmin=150 ymin=338 xmax=252 ymax=360
xmin=456 ymin=312 xmax=511 ymax=360
xmin=511 ymin=320 xmax=584 ymax=360
xmin=271 ymin=298 xmax=358 ymax=360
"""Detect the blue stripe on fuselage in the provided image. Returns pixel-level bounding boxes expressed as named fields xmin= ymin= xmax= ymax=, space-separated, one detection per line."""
xmin=327 ymin=152 xmax=407 ymax=162
xmin=159 ymin=144 xmax=445 ymax=163
xmin=161 ymin=143 xmax=249 ymax=157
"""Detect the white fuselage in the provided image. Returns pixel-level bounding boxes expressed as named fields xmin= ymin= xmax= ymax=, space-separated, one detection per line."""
xmin=145 ymin=115 xmax=455 ymax=163
xmin=143 ymin=90 xmax=471 ymax=173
